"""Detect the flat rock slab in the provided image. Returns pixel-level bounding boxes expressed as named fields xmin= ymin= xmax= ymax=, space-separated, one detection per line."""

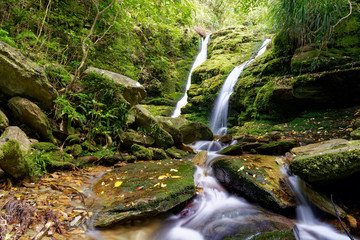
xmin=92 ymin=159 xmax=195 ymax=227
xmin=213 ymin=155 xmax=295 ymax=212
xmin=290 ymin=139 xmax=360 ymax=183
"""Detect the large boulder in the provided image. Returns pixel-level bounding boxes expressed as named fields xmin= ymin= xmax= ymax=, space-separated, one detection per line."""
xmin=131 ymin=105 xmax=174 ymax=148
xmin=0 ymin=126 xmax=31 ymax=178
xmin=92 ymin=159 xmax=196 ymax=227
xmin=0 ymin=41 xmax=58 ymax=109
xmin=0 ymin=109 xmax=9 ymax=130
xmin=290 ymin=139 xmax=360 ymax=184
xmin=156 ymin=117 xmax=183 ymax=146
xmin=179 ymin=122 xmax=213 ymax=144
xmin=8 ymin=97 xmax=54 ymax=142
xmin=120 ymin=130 xmax=155 ymax=148
xmin=213 ymin=155 xmax=296 ymax=212
xmin=84 ymin=67 xmax=146 ymax=106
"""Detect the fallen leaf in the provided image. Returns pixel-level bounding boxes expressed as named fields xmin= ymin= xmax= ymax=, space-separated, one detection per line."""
xmin=170 ymin=169 xmax=178 ymax=172
xmin=114 ymin=181 xmax=123 ymax=187
xmin=170 ymin=176 xmax=181 ymax=179
xmin=135 ymin=186 xmax=144 ymax=191
xmin=158 ymin=175 xmax=167 ymax=180
xmin=161 ymin=183 xmax=167 ymax=188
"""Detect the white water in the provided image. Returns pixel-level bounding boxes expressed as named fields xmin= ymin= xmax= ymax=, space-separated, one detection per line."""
xmin=288 ymin=175 xmax=350 ymax=240
xmin=172 ymin=35 xmax=211 ymax=118
xmin=210 ymin=39 xmax=271 ymax=135
xmin=153 ymin=142 xmax=260 ymax=240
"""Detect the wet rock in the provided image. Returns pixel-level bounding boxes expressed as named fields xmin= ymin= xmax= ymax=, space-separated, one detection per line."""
xmin=257 ymin=140 xmax=298 ymax=155
xmin=192 ymin=151 xmax=208 ymax=167
xmin=121 ymin=131 xmax=155 ymax=148
xmin=155 ymin=116 xmax=189 ymax=129
xmin=218 ymin=134 xmax=233 ymax=144
xmin=131 ymin=144 xmax=153 ymax=160
xmin=241 ymin=143 xmax=263 ymax=153
xmin=131 ymin=105 xmax=174 ymax=149
xmin=219 ymin=145 xmax=243 ymax=155
xmin=92 ymin=159 xmax=196 ymax=227
xmin=290 ymin=139 xmax=360 ymax=184
xmin=84 ymin=67 xmax=146 ymax=106
xmin=8 ymin=97 xmax=54 ymax=142
xmin=179 ymin=122 xmax=213 ymax=144
xmin=213 ymin=155 xmax=296 ymax=212
xmin=0 ymin=109 xmax=9 ymax=130
xmin=0 ymin=41 xmax=58 ymax=109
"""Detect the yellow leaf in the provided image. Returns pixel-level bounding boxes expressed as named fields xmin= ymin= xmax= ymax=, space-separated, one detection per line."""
xmin=171 ymin=176 xmax=181 ymax=179
xmin=161 ymin=183 xmax=167 ymax=188
xmin=158 ymin=175 xmax=167 ymax=180
xmin=131 ymin=202 xmax=134 ymax=206
xmin=170 ymin=169 xmax=178 ymax=172
xmin=109 ymin=178 xmax=114 ymax=181
xmin=114 ymin=181 xmax=123 ymax=187
xmin=101 ymin=182 xmax=105 ymax=186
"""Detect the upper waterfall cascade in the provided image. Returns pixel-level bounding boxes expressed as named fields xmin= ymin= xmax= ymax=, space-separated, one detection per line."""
xmin=210 ymin=39 xmax=272 ymax=135
xmin=171 ymin=35 xmax=211 ymax=118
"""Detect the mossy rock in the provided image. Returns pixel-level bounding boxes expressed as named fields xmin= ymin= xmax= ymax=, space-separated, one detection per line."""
xmin=219 ymin=145 xmax=243 ymax=155
xmin=131 ymin=144 xmax=153 ymax=160
xmin=0 ymin=41 xmax=58 ymax=109
xmin=81 ymin=140 xmax=98 ymax=152
xmin=8 ymin=97 xmax=54 ymax=143
xmin=64 ymin=144 xmax=83 ymax=157
xmin=179 ymin=122 xmax=213 ymax=144
xmin=121 ymin=131 xmax=155 ymax=148
xmin=31 ymin=142 xmax=58 ymax=152
xmin=213 ymin=155 xmax=296 ymax=212
xmin=257 ymin=140 xmax=298 ymax=156
xmin=290 ymin=140 xmax=360 ymax=184
xmin=166 ymin=147 xmax=188 ymax=159
xmin=65 ymin=134 xmax=83 ymax=145
xmin=0 ymin=109 xmax=9 ymax=130
xmin=0 ymin=139 xmax=28 ymax=178
xmin=225 ymin=230 xmax=295 ymax=240
xmin=350 ymin=128 xmax=360 ymax=140
xmin=131 ymin=105 xmax=174 ymax=149
xmin=151 ymin=148 xmax=170 ymax=160
xmin=92 ymin=159 xmax=196 ymax=227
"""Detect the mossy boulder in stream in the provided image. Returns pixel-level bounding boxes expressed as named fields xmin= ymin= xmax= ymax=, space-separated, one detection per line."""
xmin=213 ymin=155 xmax=296 ymax=212
xmin=179 ymin=122 xmax=213 ymax=144
xmin=290 ymin=139 xmax=360 ymax=184
xmin=92 ymin=159 xmax=196 ymax=227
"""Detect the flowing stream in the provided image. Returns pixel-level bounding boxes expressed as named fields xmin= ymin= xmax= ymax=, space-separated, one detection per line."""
xmin=287 ymin=175 xmax=350 ymax=240
xmin=172 ymin=35 xmax=211 ymax=118
xmin=210 ymin=39 xmax=271 ymax=135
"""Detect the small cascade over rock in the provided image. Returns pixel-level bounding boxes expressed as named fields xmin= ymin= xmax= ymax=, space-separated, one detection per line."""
xmin=288 ymin=175 xmax=350 ymax=240
xmin=172 ymin=35 xmax=211 ymax=118
xmin=210 ymin=39 xmax=271 ymax=135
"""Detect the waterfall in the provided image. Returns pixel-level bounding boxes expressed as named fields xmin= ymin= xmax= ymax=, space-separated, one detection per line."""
xmin=210 ymin=39 xmax=271 ymax=135
xmin=287 ymin=175 xmax=350 ymax=240
xmin=171 ymin=35 xmax=211 ymax=118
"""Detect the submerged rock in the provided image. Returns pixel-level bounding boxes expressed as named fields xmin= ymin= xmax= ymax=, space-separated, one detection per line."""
xmin=8 ymin=97 xmax=54 ymax=142
xmin=213 ymin=155 xmax=296 ymax=212
xmin=92 ymin=159 xmax=196 ymax=227
xmin=290 ymin=139 xmax=360 ymax=184
xmin=84 ymin=67 xmax=146 ymax=106
xmin=0 ymin=41 xmax=58 ymax=109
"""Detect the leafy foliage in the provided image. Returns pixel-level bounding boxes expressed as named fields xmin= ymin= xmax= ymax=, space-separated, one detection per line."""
xmin=270 ymin=0 xmax=350 ymax=46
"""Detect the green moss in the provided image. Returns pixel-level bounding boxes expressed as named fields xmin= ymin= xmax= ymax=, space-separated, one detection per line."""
xmin=290 ymin=149 xmax=360 ymax=183
xmin=165 ymin=147 xmax=188 ymax=159
xmin=350 ymin=128 xmax=360 ymax=140
xmin=131 ymin=144 xmax=154 ymax=160
xmin=224 ymin=230 xmax=295 ymax=240
xmin=257 ymin=140 xmax=297 ymax=155
xmin=31 ymin=142 xmax=58 ymax=152
xmin=93 ymin=159 xmax=195 ymax=227
xmin=0 ymin=139 xmax=28 ymax=178
xmin=64 ymin=144 xmax=83 ymax=157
